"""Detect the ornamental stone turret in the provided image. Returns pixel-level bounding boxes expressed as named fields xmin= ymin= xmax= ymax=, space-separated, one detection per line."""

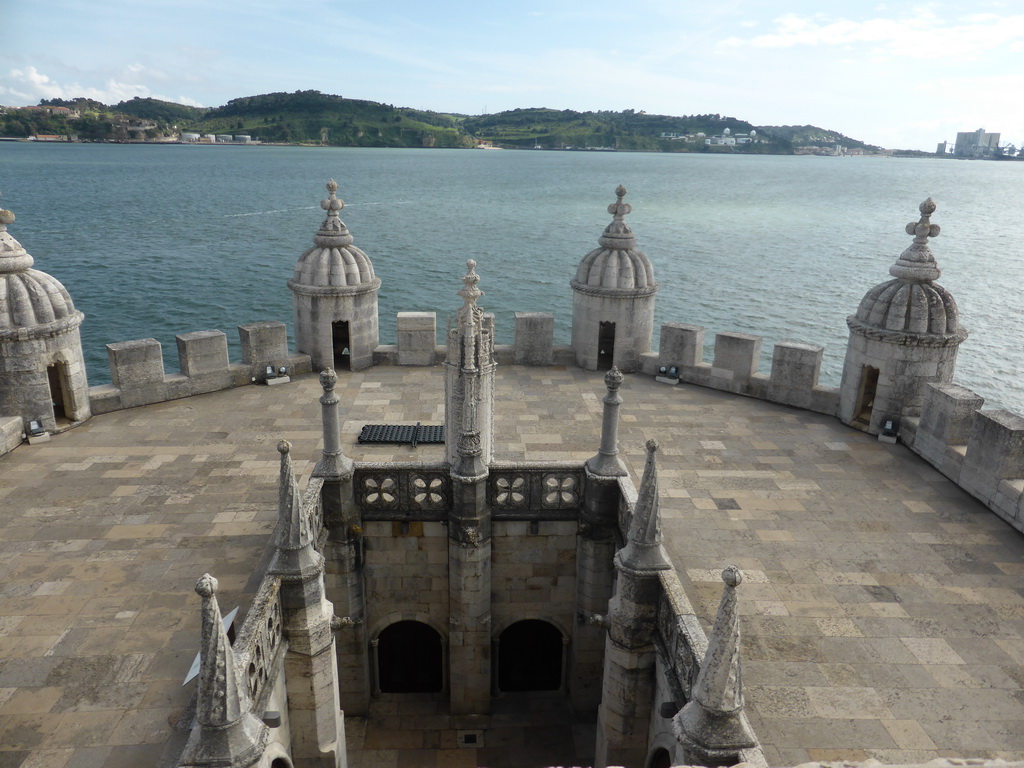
xmin=839 ymin=199 xmax=967 ymax=434
xmin=180 ymin=574 xmax=269 ymax=768
xmin=571 ymin=186 xmax=658 ymax=373
xmin=675 ymin=566 xmax=758 ymax=765
xmin=289 ymin=180 xmax=380 ymax=372
xmin=0 ymin=209 xmax=91 ymax=433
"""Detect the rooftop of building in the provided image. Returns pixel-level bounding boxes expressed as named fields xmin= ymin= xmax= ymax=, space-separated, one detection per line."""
xmin=0 ymin=364 xmax=1022 ymax=767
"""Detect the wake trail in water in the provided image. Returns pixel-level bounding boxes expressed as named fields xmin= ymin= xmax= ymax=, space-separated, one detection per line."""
xmin=224 ymin=201 xmax=414 ymax=217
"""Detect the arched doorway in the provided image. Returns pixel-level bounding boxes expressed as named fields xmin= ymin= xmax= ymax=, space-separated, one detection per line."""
xmin=855 ymin=365 xmax=879 ymax=425
xmin=597 ymin=321 xmax=615 ymax=370
xmin=376 ymin=620 xmax=443 ymax=693
xmin=497 ymin=620 xmax=563 ymax=692
xmin=649 ymin=748 xmax=673 ymax=768
xmin=332 ymin=320 xmax=351 ymax=370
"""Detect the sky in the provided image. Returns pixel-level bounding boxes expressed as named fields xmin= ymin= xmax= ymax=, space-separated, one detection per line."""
xmin=2 ymin=0 xmax=1022 ymax=151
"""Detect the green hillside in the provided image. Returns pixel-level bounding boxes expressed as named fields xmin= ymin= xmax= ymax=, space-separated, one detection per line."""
xmin=0 ymin=90 xmax=881 ymax=153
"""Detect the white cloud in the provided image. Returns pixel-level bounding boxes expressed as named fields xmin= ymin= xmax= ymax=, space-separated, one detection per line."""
xmin=721 ymin=12 xmax=1024 ymax=60
xmin=0 ymin=65 xmax=203 ymax=106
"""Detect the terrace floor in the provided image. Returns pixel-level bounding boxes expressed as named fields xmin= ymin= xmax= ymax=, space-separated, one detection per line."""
xmin=0 ymin=365 xmax=1022 ymax=767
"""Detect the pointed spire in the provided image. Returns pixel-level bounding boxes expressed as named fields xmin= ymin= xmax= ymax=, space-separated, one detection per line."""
xmin=598 ymin=184 xmax=637 ymax=250
xmin=616 ymin=439 xmax=670 ymax=572
xmin=194 ymin=574 xmax=246 ymax=726
xmin=692 ymin=565 xmax=745 ymax=712
xmin=313 ymin=179 xmax=354 ymax=249
xmin=269 ymin=441 xmax=324 ymax=579
xmin=674 ymin=566 xmax=758 ymax=758
xmin=889 ymin=198 xmax=942 ymax=283
xmin=187 ymin=574 xmax=269 ymax=766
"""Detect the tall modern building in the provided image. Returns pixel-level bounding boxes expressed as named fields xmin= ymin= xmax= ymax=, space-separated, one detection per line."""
xmin=953 ymin=128 xmax=1001 ymax=157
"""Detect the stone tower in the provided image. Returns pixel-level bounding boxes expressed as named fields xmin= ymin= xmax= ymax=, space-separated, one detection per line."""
xmin=839 ymin=199 xmax=967 ymax=434
xmin=289 ymin=179 xmax=380 ymax=372
xmin=571 ymin=185 xmax=658 ymax=372
xmin=0 ymin=209 xmax=91 ymax=433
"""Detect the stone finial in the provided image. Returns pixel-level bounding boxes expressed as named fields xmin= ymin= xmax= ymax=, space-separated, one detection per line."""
xmin=889 ymin=198 xmax=941 ymax=283
xmin=599 ymin=184 xmax=637 ymax=250
xmin=604 ymin=365 xmax=624 ymax=391
xmin=0 ymin=209 xmax=34 ymax=273
xmin=313 ymin=178 xmax=354 ymax=247
xmin=674 ymin=566 xmax=757 ymax=758
xmin=270 ymin=441 xmax=324 ymax=579
xmin=319 ymin=367 xmax=337 ymax=391
xmin=616 ymin=439 xmax=671 ymax=572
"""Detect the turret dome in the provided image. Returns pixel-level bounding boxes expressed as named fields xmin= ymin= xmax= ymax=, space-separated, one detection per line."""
xmin=572 ymin=186 xmax=657 ymax=292
xmin=849 ymin=199 xmax=964 ymax=339
xmin=291 ymin=180 xmax=376 ymax=289
xmin=0 ymin=209 xmax=81 ymax=332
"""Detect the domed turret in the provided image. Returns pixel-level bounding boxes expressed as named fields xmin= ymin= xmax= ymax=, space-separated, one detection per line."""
xmin=570 ymin=186 xmax=658 ymax=372
xmin=839 ymin=199 xmax=968 ymax=434
xmin=0 ymin=209 xmax=91 ymax=432
xmin=288 ymin=180 xmax=381 ymax=371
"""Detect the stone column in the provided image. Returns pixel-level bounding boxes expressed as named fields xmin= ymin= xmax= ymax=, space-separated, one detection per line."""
xmin=595 ymin=440 xmax=670 ymax=768
xmin=269 ymin=442 xmax=345 ymax=767
xmin=446 ymin=260 xmax=493 ymax=716
xmin=573 ymin=367 xmax=628 ymax=712
xmin=312 ymin=369 xmax=370 ymax=716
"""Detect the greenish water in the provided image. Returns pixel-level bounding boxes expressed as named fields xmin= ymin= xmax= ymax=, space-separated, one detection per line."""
xmin=2 ymin=143 xmax=1022 ymax=411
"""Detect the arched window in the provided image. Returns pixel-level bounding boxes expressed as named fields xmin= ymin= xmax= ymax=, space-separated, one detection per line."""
xmin=497 ymin=620 xmax=563 ymax=692
xmin=376 ymin=620 xmax=443 ymax=693
xmin=649 ymin=747 xmax=673 ymax=768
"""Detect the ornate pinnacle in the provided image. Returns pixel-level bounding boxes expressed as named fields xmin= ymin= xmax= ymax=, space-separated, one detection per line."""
xmin=321 ymin=179 xmax=344 ymax=215
xmin=607 ymin=185 xmax=631 ymax=221
xmin=458 ymin=259 xmax=483 ymax=307
xmin=616 ymin=439 xmax=670 ymax=572
xmin=889 ymin=198 xmax=941 ymax=283
xmin=187 ymin=573 xmax=269 ymax=765
xmin=271 ymin=440 xmax=324 ymax=578
xmin=599 ymin=185 xmax=637 ymax=249
xmin=313 ymin=179 xmax=353 ymax=246
xmin=906 ymin=198 xmax=940 ymax=243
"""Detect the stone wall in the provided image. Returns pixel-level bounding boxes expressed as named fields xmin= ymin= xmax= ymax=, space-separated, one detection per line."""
xmin=362 ymin=520 xmax=450 ymax=632
xmin=491 ymin=519 xmax=577 ymax=635
xmin=89 ymin=322 xmax=311 ymax=415
xmin=641 ymin=323 xmax=840 ymax=416
xmin=903 ymin=382 xmax=1024 ymax=534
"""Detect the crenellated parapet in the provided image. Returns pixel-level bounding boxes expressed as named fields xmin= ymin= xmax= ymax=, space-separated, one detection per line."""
xmin=89 ymin=322 xmax=312 ymax=414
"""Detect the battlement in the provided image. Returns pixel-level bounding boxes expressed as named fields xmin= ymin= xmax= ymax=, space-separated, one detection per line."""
xmin=640 ymin=322 xmax=839 ymax=416
xmin=87 ymin=322 xmax=312 ymax=415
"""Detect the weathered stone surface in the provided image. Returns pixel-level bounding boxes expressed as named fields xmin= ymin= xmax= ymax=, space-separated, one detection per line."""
xmin=514 ymin=311 xmax=554 ymax=365
xmin=396 ymin=311 xmax=437 ymax=366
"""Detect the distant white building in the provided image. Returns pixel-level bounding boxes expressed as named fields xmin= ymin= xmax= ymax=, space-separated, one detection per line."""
xmin=954 ymin=129 xmax=1000 ymax=158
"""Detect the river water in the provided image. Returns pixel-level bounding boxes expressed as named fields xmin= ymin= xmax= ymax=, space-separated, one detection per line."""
xmin=2 ymin=143 xmax=1022 ymax=412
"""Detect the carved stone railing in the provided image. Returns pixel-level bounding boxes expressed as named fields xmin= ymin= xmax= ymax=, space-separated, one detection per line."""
xmin=353 ymin=461 xmax=451 ymax=520
xmin=489 ymin=461 xmax=585 ymax=520
xmin=654 ymin=568 xmax=708 ymax=708
xmin=303 ymin=475 xmax=325 ymax=542
xmin=232 ymin=574 xmax=284 ymax=712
